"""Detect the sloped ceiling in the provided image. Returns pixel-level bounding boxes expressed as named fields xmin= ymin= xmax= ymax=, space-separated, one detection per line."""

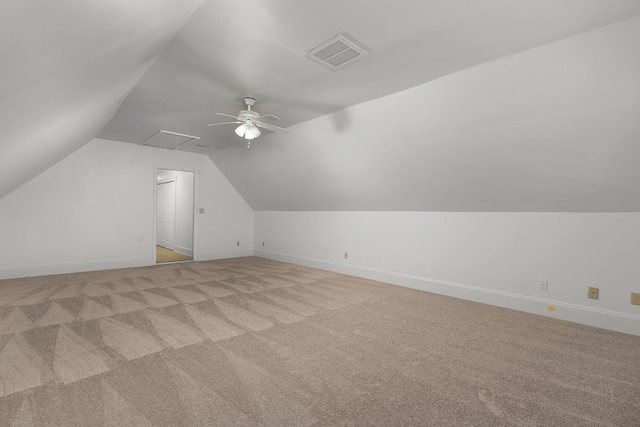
xmin=2 ymin=1 xmax=640 ymax=211
xmin=214 ymin=15 xmax=640 ymax=212
xmin=0 ymin=0 xmax=203 ymax=199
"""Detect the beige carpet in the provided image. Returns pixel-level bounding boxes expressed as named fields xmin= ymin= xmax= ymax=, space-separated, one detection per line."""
xmin=0 ymin=257 xmax=638 ymax=426
xmin=156 ymin=246 xmax=192 ymax=263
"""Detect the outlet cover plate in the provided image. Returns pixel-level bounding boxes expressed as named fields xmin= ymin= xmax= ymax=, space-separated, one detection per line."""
xmin=588 ymin=287 xmax=599 ymax=299
xmin=539 ymin=280 xmax=548 ymax=291
xmin=632 ymin=292 xmax=640 ymax=306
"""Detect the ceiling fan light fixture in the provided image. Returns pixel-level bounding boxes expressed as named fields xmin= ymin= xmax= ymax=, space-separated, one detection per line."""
xmin=208 ymin=97 xmax=289 ymax=142
xmin=235 ymin=123 xmax=248 ymax=137
xmin=244 ymin=123 xmax=261 ymax=140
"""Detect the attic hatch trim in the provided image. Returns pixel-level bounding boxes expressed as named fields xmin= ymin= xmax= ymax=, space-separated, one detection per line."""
xmin=140 ymin=130 xmax=200 ymax=150
xmin=306 ymin=34 xmax=368 ymax=71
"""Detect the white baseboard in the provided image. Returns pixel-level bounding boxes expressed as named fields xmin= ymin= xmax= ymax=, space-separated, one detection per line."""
xmin=0 ymin=257 xmax=151 ymax=280
xmin=254 ymin=249 xmax=640 ymax=336
xmin=197 ymin=249 xmax=254 ymax=261
xmin=0 ymin=248 xmax=253 ymax=280
xmin=174 ymin=245 xmax=194 ymax=257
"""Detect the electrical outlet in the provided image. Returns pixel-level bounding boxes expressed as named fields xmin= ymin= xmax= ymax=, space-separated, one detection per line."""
xmin=236 ymin=241 xmax=240 ymax=247
xmin=539 ymin=280 xmax=548 ymax=291
xmin=344 ymin=252 xmax=348 ymax=260
xmin=588 ymin=287 xmax=599 ymax=299
xmin=631 ymin=293 xmax=640 ymax=306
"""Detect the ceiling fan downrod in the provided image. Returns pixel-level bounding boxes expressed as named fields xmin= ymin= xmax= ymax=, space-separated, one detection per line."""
xmin=244 ymin=97 xmax=256 ymax=110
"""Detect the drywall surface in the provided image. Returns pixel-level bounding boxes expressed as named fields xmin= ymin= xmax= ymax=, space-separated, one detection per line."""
xmin=0 ymin=0 xmax=203 ymax=200
xmin=212 ymin=15 xmax=640 ymax=212
xmin=0 ymin=139 xmax=253 ymax=279
xmin=254 ymin=211 xmax=640 ymax=335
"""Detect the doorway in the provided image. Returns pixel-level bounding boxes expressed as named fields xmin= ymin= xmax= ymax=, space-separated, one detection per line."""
xmin=155 ymin=169 xmax=195 ymax=263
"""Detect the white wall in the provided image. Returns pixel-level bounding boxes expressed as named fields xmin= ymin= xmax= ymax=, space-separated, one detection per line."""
xmin=0 ymin=138 xmax=253 ymax=279
xmin=173 ymin=170 xmax=194 ymax=256
xmin=254 ymin=211 xmax=640 ymax=335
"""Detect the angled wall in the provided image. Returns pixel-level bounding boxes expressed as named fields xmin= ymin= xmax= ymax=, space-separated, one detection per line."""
xmin=0 ymin=139 xmax=253 ymax=279
xmin=212 ymin=15 xmax=640 ymax=212
xmin=0 ymin=0 xmax=203 ymax=200
xmin=249 ymin=16 xmax=640 ymax=336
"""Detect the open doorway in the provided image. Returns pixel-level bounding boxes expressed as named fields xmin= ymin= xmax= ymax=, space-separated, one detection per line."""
xmin=156 ymin=169 xmax=194 ymax=263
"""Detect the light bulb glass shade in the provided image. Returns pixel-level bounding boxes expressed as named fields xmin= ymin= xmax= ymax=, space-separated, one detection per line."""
xmin=235 ymin=123 xmax=248 ymax=137
xmin=245 ymin=123 xmax=261 ymax=140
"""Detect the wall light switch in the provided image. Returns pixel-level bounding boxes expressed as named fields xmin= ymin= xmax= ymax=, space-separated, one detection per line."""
xmin=138 ymin=233 xmax=144 ymax=241
xmin=199 ymin=208 xmax=205 ymax=214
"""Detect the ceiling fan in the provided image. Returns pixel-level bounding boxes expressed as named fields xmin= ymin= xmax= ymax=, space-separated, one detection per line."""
xmin=207 ymin=97 xmax=289 ymax=146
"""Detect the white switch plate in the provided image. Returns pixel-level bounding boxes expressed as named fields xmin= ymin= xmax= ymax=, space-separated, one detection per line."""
xmin=138 ymin=233 xmax=144 ymax=241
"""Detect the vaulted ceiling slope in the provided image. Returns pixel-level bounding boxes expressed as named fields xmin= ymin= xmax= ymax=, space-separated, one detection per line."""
xmin=2 ymin=1 xmax=640 ymax=211
xmin=0 ymin=0 xmax=203 ymax=199
xmin=212 ymin=15 xmax=640 ymax=212
xmin=99 ymin=0 xmax=640 ymax=154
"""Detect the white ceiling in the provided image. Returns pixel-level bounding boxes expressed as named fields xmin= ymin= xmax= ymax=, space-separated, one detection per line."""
xmin=0 ymin=0 xmax=203 ymax=199
xmin=2 ymin=1 xmax=640 ymax=210
xmin=99 ymin=0 xmax=640 ymax=152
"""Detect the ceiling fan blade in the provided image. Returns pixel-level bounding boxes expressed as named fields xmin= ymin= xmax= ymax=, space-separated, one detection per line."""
xmin=256 ymin=114 xmax=280 ymax=121
xmin=255 ymin=121 xmax=289 ymax=134
xmin=207 ymin=121 xmax=242 ymax=126
xmin=216 ymin=112 xmax=240 ymax=120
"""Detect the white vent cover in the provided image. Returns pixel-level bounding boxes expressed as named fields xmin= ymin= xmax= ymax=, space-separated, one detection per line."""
xmin=140 ymin=130 xmax=200 ymax=150
xmin=306 ymin=34 xmax=368 ymax=71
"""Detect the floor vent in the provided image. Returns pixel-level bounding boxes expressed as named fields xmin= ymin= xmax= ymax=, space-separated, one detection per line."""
xmin=140 ymin=130 xmax=200 ymax=150
xmin=306 ymin=34 xmax=368 ymax=71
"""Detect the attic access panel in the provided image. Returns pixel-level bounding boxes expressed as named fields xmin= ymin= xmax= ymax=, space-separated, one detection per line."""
xmin=306 ymin=34 xmax=368 ymax=71
xmin=140 ymin=130 xmax=200 ymax=150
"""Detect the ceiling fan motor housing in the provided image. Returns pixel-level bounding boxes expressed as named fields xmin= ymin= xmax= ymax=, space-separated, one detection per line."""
xmin=207 ymin=95 xmax=289 ymax=138
xmin=238 ymin=110 xmax=259 ymax=121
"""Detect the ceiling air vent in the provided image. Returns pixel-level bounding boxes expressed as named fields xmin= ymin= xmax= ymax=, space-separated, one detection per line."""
xmin=306 ymin=34 xmax=368 ymax=71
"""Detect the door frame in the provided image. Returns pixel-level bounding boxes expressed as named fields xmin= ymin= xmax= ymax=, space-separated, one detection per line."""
xmin=152 ymin=167 xmax=198 ymax=264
